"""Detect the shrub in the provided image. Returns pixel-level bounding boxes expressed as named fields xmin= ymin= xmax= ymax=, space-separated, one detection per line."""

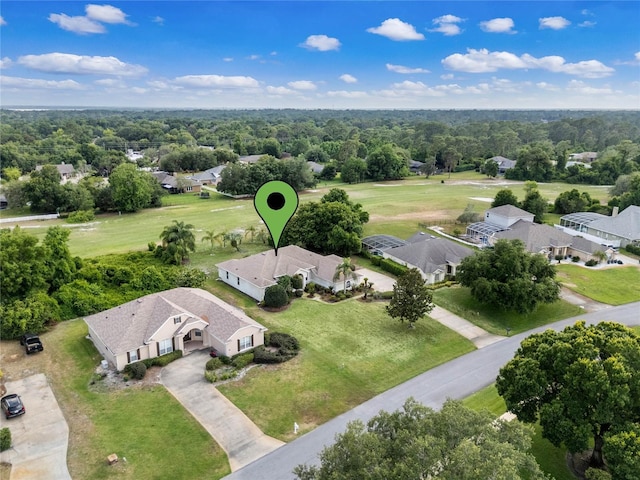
xmin=0 ymin=428 xmax=11 ymax=452
xmin=142 ymin=350 xmax=183 ymax=368
xmin=269 ymin=332 xmax=300 ymax=352
xmin=625 ymin=243 xmax=640 ymax=256
xmin=585 ymin=259 xmax=598 ymax=267
xmin=126 ymin=361 xmax=147 ymax=380
xmin=206 ymin=357 xmax=223 ymax=371
xmin=572 ymin=256 xmax=580 ymax=262
xmin=66 ymin=210 xmax=95 ymax=223
xmin=554 ymin=254 xmax=564 ymax=261
xmin=204 ymin=370 xmax=218 ymax=383
xmin=291 ymin=274 xmax=303 ymax=290
xmin=232 ymin=352 xmax=254 ymax=369
xmin=378 ymin=258 xmax=409 ymax=276
xmin=264 ymin=284 xmax=289 ymax=308
xmin=294 ymin=289 xmax=304 ymax=298
xmin=148 ymin=242 xmax=156 ymax=252
xmin=218 ymin=355 xmax=232 ymax=365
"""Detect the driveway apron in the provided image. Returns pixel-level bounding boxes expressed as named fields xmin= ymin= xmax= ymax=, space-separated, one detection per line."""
xmin=160 ymin=350 xmax=284 ymax=471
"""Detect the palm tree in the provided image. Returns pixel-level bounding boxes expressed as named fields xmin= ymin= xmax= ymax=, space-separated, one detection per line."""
xmin=244 ymin=225 xmax=257 ymax=243
xmin=333 ymin=257 xmax=358 ymax=294
xmin=201 ymin=229 xmax=217 ymax=252
xmin=214 ymin=231 xmax=228 ymax=248
xmin=593 ymin=250 xmax=607 ymax=264
xmin=159 ymin=220 xmax=196 ymax=264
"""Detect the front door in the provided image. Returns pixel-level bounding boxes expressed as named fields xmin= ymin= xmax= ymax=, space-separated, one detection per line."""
xmin=183 ymin=332 xmax=191 ymax=342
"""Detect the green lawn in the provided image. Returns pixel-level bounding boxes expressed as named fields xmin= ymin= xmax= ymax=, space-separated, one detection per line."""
xmin=432 ymin=286 xmax=583 ymax=335
xmin=52 ymin=320 xmax=230 ymax=479
xmin=463 ymin=385 xmax=574 ymax=480
xmin=556 ymin=264 xmax=640 ymax=305
xmin=5 ymin=176 xmax=611 ymax=259
xmin=218 ymin=297 xmax=475 ymax=441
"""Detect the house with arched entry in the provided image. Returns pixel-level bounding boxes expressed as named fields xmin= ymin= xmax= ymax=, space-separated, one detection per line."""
xmin=84 ymin=287 xmax=266 ymax=371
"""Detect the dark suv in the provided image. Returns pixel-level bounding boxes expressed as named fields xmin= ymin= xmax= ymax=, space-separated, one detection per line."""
xmin=20 ymin=333 xmax=44 ymax=354
xmin=1 ymin=394 xmax=26 ymax=419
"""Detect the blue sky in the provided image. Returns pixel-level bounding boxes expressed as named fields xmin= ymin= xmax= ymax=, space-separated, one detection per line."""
xmin=1 ymin=1 xmax=639 ymax=109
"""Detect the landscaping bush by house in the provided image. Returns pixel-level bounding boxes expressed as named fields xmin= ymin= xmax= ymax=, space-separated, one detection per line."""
xmin=0 ymin=428 xmax=11 ymax=452
xmin=624 ymin=243 xmax=640 ymax=256
xmin=125 ymin=361 xmax=147 ymax=380
xmin=291 ymin=274 xmax=303 ymax=290
xmin=232 ymin=352 xmax=254 ymax=369
xmin=264 ymin=284 xmax=289 ymax=308
xmin=572 ymin=256 xmax=580 ymax=262
xmin=585 ymin=259 xmax=598 ymax=267
xmin=253 ymin=332 xmax=300 ymax=364
xmin=142 ymin=350 xmax=183 ymax=368
xmin=206 ymin=357 xmax=223 ymax=371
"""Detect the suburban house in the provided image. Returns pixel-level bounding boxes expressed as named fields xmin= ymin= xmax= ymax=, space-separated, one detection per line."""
xmin=381 ymin=233 xmax=474 ymax=284
xmin=35 ymin=163 xmax=76 ymax=183
xmin=216 ymin=245 xmax=361 ymax=301
xmin=491 ymin=220 xmax=613 ymax=261
xmin=467 ymin=205 xmax=535 ymax=243
xmin=466 ymin=204 xmax=613 ymax=260
xmin=238 ymin=155 xmax=264 ymax=164
xmin=152 ymin=171 xmax=202 ymax=194
xmin=84 ymin=287 xmax=267 ymax=371
xmin=557 ymin=205 xmax=640 ymax=248
xmin=0 ymin=194 xmax=7 ymax=210
xmin=307 ymin=161 xmax=324 ymax=175
xmin=568 ymin=152 xmax=598 ymax=163
xmin=487 ymin=156 xmax=516 ymax=174
xmin=187 ymin=165 xmax=227 ymax=185
xmin=409 ymin=160 xmax=425 ymax=174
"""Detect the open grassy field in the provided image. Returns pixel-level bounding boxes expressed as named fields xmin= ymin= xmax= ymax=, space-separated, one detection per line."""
xmin=218 ymin=297 xmax=475 ymax=441
xmin=431 ymin=286 xmax=583 ymax=335
xmin=556 ymin=264 xmax=640 ymax=305
xmin=0 ymin=320 xmax=230 ymax=480
xmin=2 ymin=173 xmax=612 ymax=259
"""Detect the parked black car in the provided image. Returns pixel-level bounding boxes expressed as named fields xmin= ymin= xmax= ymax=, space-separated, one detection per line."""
xmin=1 ymin=394 xmax=26 ymax=419
xmin=20 ymin=333 xmax=44 ymax=354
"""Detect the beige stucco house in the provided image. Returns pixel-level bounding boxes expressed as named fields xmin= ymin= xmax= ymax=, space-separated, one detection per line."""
xmin=84 ymin=287 xmax=267 ymax=371
xmin=216 ymin=245 xmax=361 ymax=302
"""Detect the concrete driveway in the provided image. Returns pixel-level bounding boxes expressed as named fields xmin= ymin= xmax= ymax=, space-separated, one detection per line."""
xmin=355 ymin=268 xmax=396 ymax=293
xmin=0 ymin=374 xmax=71 ymax=480
xmin=160 ymin=350 xmax=284 ymax=471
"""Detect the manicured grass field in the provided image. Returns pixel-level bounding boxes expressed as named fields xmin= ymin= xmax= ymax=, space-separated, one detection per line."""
xmin=461 ymin=384 xmax=506 ymax=416
xmin=218 ymin=297 xmax=475 ymax=441
xmin=556 ymin=264 xmax=640 ymax=305
xmin=48 ymin=320 xmax=230 ymax=479
xmin=431 ymin=286 xmax=583 ymax=335
xmin=5 ymin=174 xmax=611 ymax=259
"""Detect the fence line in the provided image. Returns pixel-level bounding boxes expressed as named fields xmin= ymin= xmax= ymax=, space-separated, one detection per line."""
xmin=0 ymin=213 xmax=59 ymax=224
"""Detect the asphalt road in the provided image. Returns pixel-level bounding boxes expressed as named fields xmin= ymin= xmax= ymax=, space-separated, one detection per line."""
xmin=223 ymin=302 xmax=640 ymax=480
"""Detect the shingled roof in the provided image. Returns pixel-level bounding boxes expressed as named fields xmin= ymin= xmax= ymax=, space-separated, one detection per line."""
xmin=84 ymin=288 xmax=264 ymax=355
xmin=385 ymin=236 xmax=474 ymax=275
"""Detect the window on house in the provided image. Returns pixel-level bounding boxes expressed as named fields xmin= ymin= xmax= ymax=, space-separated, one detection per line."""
xmin=239 ymin=335 xmax=253 ymax=351
xmin=194 ymin=330 xmax=202 ymax=337
xmin=237 ymin=277 xmax=240 ymax=285
xmin=159 ymin=338 xmax=173 ymax=356
xmin=129 ymin=350 xmax=138 ymax=362
xmin=174 ymin=316 xmax=181 ymax=324
xmin=226 ymin=271 xmax=229 ymax=279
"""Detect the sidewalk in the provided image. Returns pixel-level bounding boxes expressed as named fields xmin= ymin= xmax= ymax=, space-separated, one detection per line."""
xmin=160 ymin=351 xmax=284 ymax=472
xmin=429 ymin=306 xmax=505 ymax=348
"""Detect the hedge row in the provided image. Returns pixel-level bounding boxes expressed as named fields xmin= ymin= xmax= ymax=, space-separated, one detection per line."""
xmin=142 ymin=350 xmax=183 ymax=368
xmin=370 ymin=256 xmax=409 ymax=276
xmin=0 ymin=428 xmax=10 ymax=452
xmin=625 ymin=244 xmax=640 ymax=256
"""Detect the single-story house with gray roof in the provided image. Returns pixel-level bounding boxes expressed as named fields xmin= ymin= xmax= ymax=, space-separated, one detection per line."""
xmin=216 ymin=245 xmax=361 ymax=301
xmin=383 ymin=234 xmax=474 ymax=284
xmin=557 ymin=205 xmax=640 ymax=248
xmin=84 ymin=287 xmax=266 ymax=370
xmin=187 ymin=165 xmax=227 ymax=185
xmin=488 ymin=156 xmax=516 ymax=174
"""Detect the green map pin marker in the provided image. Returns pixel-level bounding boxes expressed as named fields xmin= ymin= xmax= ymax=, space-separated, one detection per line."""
xmin=254 ymin=180 xmax=299 ymax=256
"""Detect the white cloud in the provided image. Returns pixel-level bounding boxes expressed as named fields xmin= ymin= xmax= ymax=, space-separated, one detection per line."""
xmin=581 ymin=9 xmax=595 ymax=16
xmin=147 ymin=80 xmax=183 ymax=91
xmin=48 ymin=13 xmax=105 ymax=34
xmin=636 ymin=52 xmax=640 ymax=62
xmin=326 ymin=90 xmax=368 ymax=98
xmin=386 ymin=63 xmax=430 ymax=74
xmin=270 ymin=51 xmax=277 ymax=56
xmin=0 ymin=57 xmax=12 ymax=69
xmin=223 ymin=57 xmax=234 ymax=62
xmin=131 ymin=87 xmax=147 ymax=94
xmin=442 ymin=48 xmax=614 ymax=78
xmin=479 ymin=18 xmax=516 ymax=34
xmin=0 ymin=16 xmax=6 ymax=26
xmin=339 ymin=74 xmax=357 ymax=83
xmin=441 ymin=73 xmax=455 ymax=80
xmin=288 ymin=80 xmax=317 ymax=91
xmin=85 ymin=4 xmax=131 ymax=24
xmin=301 ymin=34 xmax=341 ymax=51
xmin=536 ymin=82 xmax=560 ymax=91
xmin=266 ymin=86 xmax=298 ymax=95
xmin=366 ymin=18 xmax=424 ymax=41
xmin=94 ymin=78 xmax=126 ymax=88
xmin=248 ymin=54 xmax=261 ymax=61
xmin=18 ymin=53 xmax=148 ymax=76
xmin=429 ymin=14 xmax=464 ymax=36
xmin=566 ymin=79 xmax=614 ymax=95
xmin=0 ymin=75 xmax=83 ymax=90
xmin=579 ymin=21 xmax=596 ymax=28
xmin=152 ymin=16 xmax=164 ymax=26
xmin=173 ymin=75 xmax=260 ymax=88
xmin=539 ymin=16 xmax=571 ymax=30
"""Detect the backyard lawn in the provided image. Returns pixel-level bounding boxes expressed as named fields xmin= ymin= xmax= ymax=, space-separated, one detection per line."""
xmin=431 ymin=286 xmax=583 ymax=335
xmin=556 ymin=264 xmax=640 ymax=305
xmin=218 ymin=297 xmax=475 ymax=441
